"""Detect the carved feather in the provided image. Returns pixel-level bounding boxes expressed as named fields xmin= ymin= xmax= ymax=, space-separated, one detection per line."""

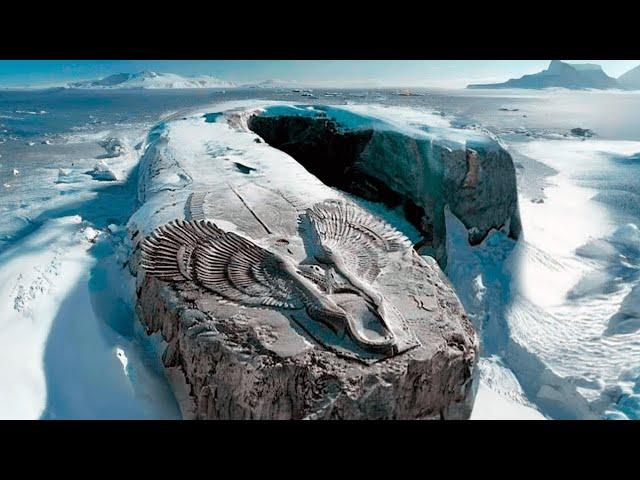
xmin=141 ymin=219 xmax=304 ymax=309
xmin=140 ymin=219 xmax=224 ymax=281
xmin=142 ymin=216 xmax=402 ymax=354
xmin=305 ymin=199 xmax=412 ymax=283
xmin=193 ymin=230 xmax=304 ymax=309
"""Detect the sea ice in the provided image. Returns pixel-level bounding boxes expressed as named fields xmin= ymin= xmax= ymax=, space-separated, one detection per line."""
xmin=606 ymin=284 xmax=640 ymax=335
xmin=87 ymin=159 xmax=118 ymax=181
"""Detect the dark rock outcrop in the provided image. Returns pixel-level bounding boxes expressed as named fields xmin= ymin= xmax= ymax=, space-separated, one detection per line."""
xmin=570 ymin=128 xmax=595 ymax=138
xmin=248 ymin=110 xmax=521 ymax=267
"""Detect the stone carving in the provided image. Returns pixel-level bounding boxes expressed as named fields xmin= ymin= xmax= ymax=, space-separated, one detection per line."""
xmin=302 ymin=199 xmax=414 ymax=351
xmin=141 ymin=199 xmax=418 ymax=358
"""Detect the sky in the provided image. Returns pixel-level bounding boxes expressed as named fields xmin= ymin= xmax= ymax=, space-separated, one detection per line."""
xmin=0 ymin=60 xmax=638 ymax=88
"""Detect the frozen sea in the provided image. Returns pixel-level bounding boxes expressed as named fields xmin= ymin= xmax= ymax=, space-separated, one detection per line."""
xmin=1 ymin=87 xmax=639 ymax=419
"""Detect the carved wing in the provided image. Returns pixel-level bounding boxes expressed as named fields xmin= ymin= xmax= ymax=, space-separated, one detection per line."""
xmin=142 ymin=219 xmax=304 ymax=310
xmin=141 ymin=219 xmax=225 ymax=281
xmin=193 ymin=230 xmax=305 ymax=309
xmin=305 ymin=199 xmax=412 ymax=283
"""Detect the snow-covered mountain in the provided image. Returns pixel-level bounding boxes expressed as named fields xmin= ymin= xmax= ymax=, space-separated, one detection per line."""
xmin=618 ymin=64 xmax=640 ymax=90
xmin=468 ymin=60 xmax=620 ymax=90
xmin=68 ymin=71 xmax=237 ymax=89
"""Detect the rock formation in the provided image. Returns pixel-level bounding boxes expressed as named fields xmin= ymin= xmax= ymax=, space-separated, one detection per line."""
xmin=617 ymin=64 xmax=640 ymax=90
xmin=128 ymin=104 xmax=482 ymax=419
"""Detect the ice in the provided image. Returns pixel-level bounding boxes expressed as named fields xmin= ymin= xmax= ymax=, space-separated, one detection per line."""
xmin=611 ymin=223 xmax=640 ymax=249
xmin=87 ymin=159 xmax=118 ymax=181
xmin=83 ymin=226 xmax=100 ymax=242
xmin=107 ymin=223 xmax=122 ymax=234
xmin=575 ymin=238 xmax=620 ymax=261
xmin=606 ymin=284 xmax=640 ymax=335
xmin=54 ymin=168 xmax=73 ymax=184
xmin=98 ymin=137 xmax=127 ymax=158
xmin=618 ymin=284 xmax=640 ymax=318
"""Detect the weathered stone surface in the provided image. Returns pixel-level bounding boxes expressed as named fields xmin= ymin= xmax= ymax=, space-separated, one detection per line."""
xmin=136 ymin=253 xmax=477 ymax=419
xmin=128 ymin=104 xmax=479 ymax=419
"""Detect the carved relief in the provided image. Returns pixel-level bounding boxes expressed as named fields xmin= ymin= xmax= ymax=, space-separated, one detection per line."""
xmin=141 ymin=198 xmax=419 ymax=360
xmin=301 ymin=199 xmax=414 ymax=352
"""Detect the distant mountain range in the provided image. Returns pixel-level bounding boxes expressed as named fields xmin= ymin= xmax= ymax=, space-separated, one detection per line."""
xmin=68 ymin=71 xmax=237 ymax=89
xmin=66 ymin=72 xmax=310 ymax=90
xmin=58 ymin=63 xmax=640 ymax=92
xmin=618 ymin=65 xmax=640 ymax=90
xmin=468 ymin=60 xmax=640 ymax=90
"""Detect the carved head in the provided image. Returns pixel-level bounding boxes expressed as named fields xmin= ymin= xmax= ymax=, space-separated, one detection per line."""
xmin=297 ymin=264 xmax=326 ymax=283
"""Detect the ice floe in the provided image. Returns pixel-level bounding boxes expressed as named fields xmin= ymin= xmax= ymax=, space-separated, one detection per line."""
xmin=87 ymin=159 xmax=118 ymax=181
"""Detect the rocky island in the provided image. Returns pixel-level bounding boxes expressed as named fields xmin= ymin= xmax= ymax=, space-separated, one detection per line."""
xmin=468 ymin=60 xmax=619 ymax=90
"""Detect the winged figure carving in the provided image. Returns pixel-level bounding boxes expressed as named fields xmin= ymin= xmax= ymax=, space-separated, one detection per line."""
xmin=303 ymin=199 xmax=412 ymax=335
xmin=140 ymin=217 xmax=399 ymax=354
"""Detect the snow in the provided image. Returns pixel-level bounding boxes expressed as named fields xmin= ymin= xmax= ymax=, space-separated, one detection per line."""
xmin=259 ymin=103 xmax=495 ymax=150
xmin=444 ymin=131 xmax=640 ymax=419
xmin=0 ymin=124 xmax=181 ymax=419
xmin=83 ymin=226 xmax=100 ymax=242
xmin=470 ymin=356 xmax=546 ymax=419
xmin=471 ymin=383 xmax=546 ymax=420
xmin=0 ymin=216 xmax=88 ymax=417
xmin=0 ymin=216 xmax=177 ymax=418
xmin=130 ymin=103 xmax=343 ymax=237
